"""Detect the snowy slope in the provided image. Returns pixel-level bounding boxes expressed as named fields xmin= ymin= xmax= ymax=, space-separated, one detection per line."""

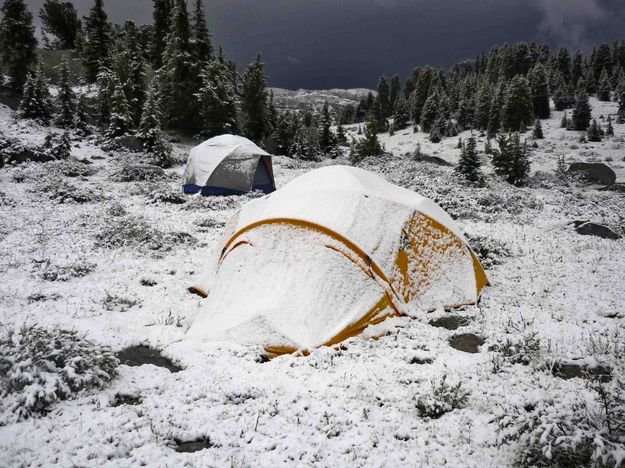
xmin=0 ymin=100 xmax=624 ymax=466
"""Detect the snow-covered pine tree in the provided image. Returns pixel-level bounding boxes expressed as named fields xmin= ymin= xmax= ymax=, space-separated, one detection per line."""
xmin=151 ymin=0 xmax=173 ymax=68
xmin=605 ymin=116 xmax=614 ymax=137
xmin=532 ymin=119 xmax=544 ymax=139
xmin=72 ymin=92 xmax=90 ymax=135
xmin=106 ymin=76 xmax=133 ymax=138
xmin=420 ymin=89 xmax=442 ymax=133
xmin=160 ymin=0 xmax=197 ymax=130
xmin=474 ymin=82 xmax=492 ymax=131
xmin=587 ymin=119 xmax=602 ymax=142
xmin=51 ymin=130 xmax=71 ymax=159
xmin=456 ymin=135 xmax=483 ymax=184
xmin=493 ymin=133 xmax=530 ymax=186
xmin=597 ymin=68 xmax=611 ymax=101
xmin=617 ymin=89 xmax=625 ymax=124
xmin=350 ymin=114 xmax=382 ymax=163
xmin=502 ymin=76 xmax=534 ymax=131
xmin=377 ymin=75 xmax=391 ymax=121
xmin=571 ymin=87 xmax=592 ymax=131
xmin=56 ymin=58 xmax=74 ymax=128
xmin=336 ymin=123 xmax=347 ymax=145
xmin=95 ymin=67 xmax=114 ymax=127
xmin=393 ymin=93 xmax=410 ymax=130
xmin=561 ymin=112 xmax=569 ymax=128
xmin=429 ymin=118 xmax=443 ymax=143
xmin=190 ymin=0 xmax=213 ymax=65
xmin=487 ymin=81 xmax=505 ymax=135
xmin=552 ymin=75 xmax=573 ymax=111
xmin=194 ymin=59 xmax=238 ymax=139
xmin=241 ymin=54 xmax=269 ymax=142
xmin=0 ymin=0 xmax=37 ymax=92
xmin=121 ymin=21 xmax=147 ymax=125
xmin=82 ymin=0 xmax=111 ymax=83
xmin=528 ymin=63 xmax=550 ymax=119
xmin=138 ymin=78 xmax=163 ymax=151
xmin=18 ymin=63 xmax=53 ymax=123
xmin=319 ymin=101 xmax=337 ymax=152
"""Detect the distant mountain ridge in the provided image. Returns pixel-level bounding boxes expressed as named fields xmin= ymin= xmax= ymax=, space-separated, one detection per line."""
xmin=270 ymin=88 xmax=374 ymax=115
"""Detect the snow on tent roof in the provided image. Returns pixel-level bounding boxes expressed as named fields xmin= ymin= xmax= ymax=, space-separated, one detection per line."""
xmin=187 ymin=166 xmax=488 ymax=355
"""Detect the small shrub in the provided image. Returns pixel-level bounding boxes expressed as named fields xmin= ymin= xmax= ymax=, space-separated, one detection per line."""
xmin=489 ymin=332 xmax=541 ymax=366
xmin=102 ymin=292 xmax=138 ymax=312
xmin=145 ymin=186 xmax=187 ymax=205
xmin=52 ymin=158 xmax=97 ymax=178
xmin=110 ymin=164 xmax=166 ymax=182
xmin=415 ymin=375 xmax=469 ymax=419
xmin=37 ymin=178 xmax=103 ymax=204
xmin=498 ymin=380 xmax=625 ymax=467
xmin=0 ymin=325 xmax=118 ymax=423
xmin=32 ymin=259 xmax=96 ymax=282
xmin=463 ymin=233 xmax=511 ymax=268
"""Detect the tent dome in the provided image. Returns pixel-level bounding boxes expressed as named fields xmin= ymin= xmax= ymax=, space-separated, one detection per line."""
xmin=182 ymin=135 xmax=276 ymax=196
xmin=187 ymin=166 xmax=488 ymax=355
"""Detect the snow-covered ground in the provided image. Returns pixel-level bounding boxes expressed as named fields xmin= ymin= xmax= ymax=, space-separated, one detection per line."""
xmin=0 ymin=98 xmax=624 ymax=467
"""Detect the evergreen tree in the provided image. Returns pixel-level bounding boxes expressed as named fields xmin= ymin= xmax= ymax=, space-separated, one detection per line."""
xmin=420 ymin=89 xmax=442 ymax=133
xmin=552 ymin=75 xmax=573 ymax=111
xmin=487 ymin=82 xmax=504 ymax=135
xmin=194 ymin=59 xmax=238 ymax=139
xmin=597 ymin=68 xmax=611 ymax=101
xmin=106 ymin=76 xmax=133 ymax=138
xmin=319 ymin=101 xmax=336 ymax=152
xmin=241 ymin=54 xmax=269 ymax=142
xmin=95 ymin=67 xmax=114 ymax=126
xmin=605 ymin=116 xmax=614 ymax=136
xmin=120 ymin=21 xmax=147 ymax=125
xmin=617 ymin=90 xmax=625 ymax=124
xmin=377 ymin=75 xmax=391 ymax=120
xmin=72 ymin=92 xmax=90 ymax=134
xmin=492 ymin=133 xmax=530 ymax=186
xmin=502 ymin=76 xmax=534 ymax=131
xmin=51 ymin=130 xmax=71 ymax=159
xmin=528 ymin=63 xmax=550 ymax=119
xmin=350 ymin=114 xmax=383 ymax=163
xmin=389 ymin=75 xmax=401 ymax=114
xmin=587 ymin=119 xmax=602 ymax=142
xmin=190 ymin=0 xmax=213 ymax=65
xmin=151 ymin=0 xmax=173 ymax=68
xmin=18 ymin=64 xmax=53 ymax=123
xmin=571 ymin=87 xmax=592 ymax=131
xmin=532 ymin=119 xmax=543 ymax=139
xmin=138 ymin=79 xmax=164 ymax=151
xmin=429 ymin=118 xmax=443 ymax=143
xmin=0 ymin=0 xmax=38 ymax=92
xmin=474 ymin=82 xmax=492 ymax=131
xmin=393 ymin=93 xmax=410 ymax=130
xmin=39 ymin=0 xmax=81 ymax=50
xmin=561 ymin=112 xmax=569 ymax=128
xmin=336 ymin=123 xmax=347 ymax=145
xmin=55 ymin=57 xmax=74 ymax=127
xmin=82 ymin=0 xmax=111 ymax=83
xmin=456 ymin=135 xmax=483 ymax=184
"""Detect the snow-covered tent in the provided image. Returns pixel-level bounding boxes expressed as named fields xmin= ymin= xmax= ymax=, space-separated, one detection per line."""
xmin=182 ymin=135 xmax=276 ymax=196
xmin=187 ymin=166 xmax=489 ymax=356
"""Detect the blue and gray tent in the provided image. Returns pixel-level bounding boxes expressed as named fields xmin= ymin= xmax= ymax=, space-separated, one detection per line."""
xmin=182 ymin=135 xmax=276 ymax=196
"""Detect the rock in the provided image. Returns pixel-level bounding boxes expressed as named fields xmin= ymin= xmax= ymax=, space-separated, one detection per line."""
xmin=116 ymin=345 xmax=182 ymax=373
xmin=174 ymin=438 xmax=213 ymax=453
xmin=552 ymin=360 xmax=612 ymax=382
xmin=449 ymin=333 xmax=484 ymax=353
xmin=111 ymin=393 xmax=142 ymax=407
xmin=574 ymin=222 xmax=621 ymax=240
xmin=112 ymin=135 xmax=144 ymax=153
xmin=428 ymin=315 xmax=472 ymax=330
xmin=598 ymin=183 xmax=625 ymax=193
xmin=567 ymin=162 xmax=616 ymax=186
xmin=415 ymin=154 xmax=452 ymax=166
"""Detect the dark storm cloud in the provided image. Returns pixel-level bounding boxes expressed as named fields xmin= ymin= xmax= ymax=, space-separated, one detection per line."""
xmin=22 ymin=0 xmax=625 ymax=89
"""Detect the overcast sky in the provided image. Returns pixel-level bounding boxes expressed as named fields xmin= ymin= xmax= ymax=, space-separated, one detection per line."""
xmin=22 ymin=0 xmax=625 ymax=89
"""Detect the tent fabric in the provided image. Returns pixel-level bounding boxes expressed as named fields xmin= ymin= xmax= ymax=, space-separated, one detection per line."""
xmin=187 ymin=166 xmax=489 ymax=355
xmin=182 ymin=135 xmax=276 ymax=195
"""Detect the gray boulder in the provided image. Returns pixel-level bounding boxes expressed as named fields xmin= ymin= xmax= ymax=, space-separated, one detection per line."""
xmin=567 ymin=162 xmax=616 ymax=186
xmin=574 ymin=221 xmax=621 ymax=240
xmin=415 ymin=154 xmax=452 ymax=166
xmin=113 ymin=135 xmax=144 ymax=153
